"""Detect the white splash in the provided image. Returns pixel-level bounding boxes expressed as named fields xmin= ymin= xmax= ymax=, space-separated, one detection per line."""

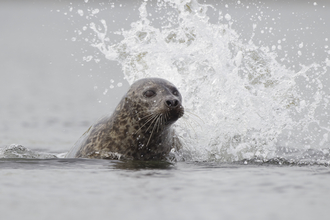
xmin=85 ymin=0 xmax=329 ymax=163
xmin=0 ymin=144 xmax=57 ymax=159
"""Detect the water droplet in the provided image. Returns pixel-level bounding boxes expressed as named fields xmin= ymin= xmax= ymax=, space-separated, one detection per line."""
xmin=77 ymin=9 xmax=84 ymax=16
xmin=83 ymin=56 xmax=93 ymax=62
xmin=225 ymin=14 xmax=231 ymax=21
xmin=92 ymin=9 xmax=100 ymax=15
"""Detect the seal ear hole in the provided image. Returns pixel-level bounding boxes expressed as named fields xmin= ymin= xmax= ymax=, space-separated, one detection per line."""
xmin=144 ymin=90 xmax=156 ymax=98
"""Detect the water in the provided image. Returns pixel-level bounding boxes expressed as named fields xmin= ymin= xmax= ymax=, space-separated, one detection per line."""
xmin=1 ymin=0 xmax=330 ymax=219
xmin=0 ymin=160 xmax=329 ymax=220
xmin=80 ymin=0 xmax=330 ymax=163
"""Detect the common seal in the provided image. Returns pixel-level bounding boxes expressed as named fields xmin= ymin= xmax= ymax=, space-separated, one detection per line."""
xmin=66 ymin=78 xmax=184 ymax=160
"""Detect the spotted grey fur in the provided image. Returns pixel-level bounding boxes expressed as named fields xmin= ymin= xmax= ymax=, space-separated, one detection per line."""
xmin=66 ymin=78 xmax=184 ymax=160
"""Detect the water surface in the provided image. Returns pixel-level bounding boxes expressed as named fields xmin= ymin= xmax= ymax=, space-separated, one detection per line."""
xmin=1 ymin=0 xmax=330 ymax=219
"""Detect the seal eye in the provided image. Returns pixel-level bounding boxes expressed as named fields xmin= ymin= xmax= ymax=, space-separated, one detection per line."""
xmin=173 ymin=90 xmax=179 ymax=96
xmin=144 ymin=90 xmax=156 ymax=98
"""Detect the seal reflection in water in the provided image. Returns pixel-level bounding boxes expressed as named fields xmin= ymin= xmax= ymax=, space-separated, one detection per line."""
xmin=66 ymin=78 xmax=184 ymax=160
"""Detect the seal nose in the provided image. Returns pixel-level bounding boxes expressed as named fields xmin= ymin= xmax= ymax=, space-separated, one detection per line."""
xmin=165 ymin=99 xmax=180 ymax=108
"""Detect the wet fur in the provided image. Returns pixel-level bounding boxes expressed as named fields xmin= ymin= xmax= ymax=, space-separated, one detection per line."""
xmin=66 ymin=78 xmax=184 ymax=160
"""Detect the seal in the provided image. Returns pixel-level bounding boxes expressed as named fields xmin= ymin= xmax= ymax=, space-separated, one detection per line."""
xmin=66 ymin=78 xmax=184 ymax=160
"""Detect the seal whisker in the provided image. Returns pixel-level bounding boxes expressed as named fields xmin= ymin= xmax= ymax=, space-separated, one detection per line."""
xmin=156 ymin=113 xmax=162 ymax=133
xmin=146 ymin=114 xmax=161 ymax=147
xmin=160 ymin=114 xmax=164 ymax=129
xmin=159 ymin=114 xmax=164 ymax=131
xmin=157 ymin=114 xmax=162 ymax=131
xmin=182 ymin=113 xmax=203 ymax=131
xmin=165 ymin=111 xmax=170 ymax=123
xmin=145 ymin=113 xmax=159 ymax=133
xmin=134 ymin=113 xmax=157 ymax=134
xmin=180 ymin=117 xmax=197 ymax=138
xmin=135 ymin=112 xmax=154 ymax=120
xmin=184 ymin=111 xmax=205 ymax=124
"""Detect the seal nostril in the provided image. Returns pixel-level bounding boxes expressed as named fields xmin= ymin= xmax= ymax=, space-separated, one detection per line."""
xmin=166 ymin=99 xmax=179 ymax=108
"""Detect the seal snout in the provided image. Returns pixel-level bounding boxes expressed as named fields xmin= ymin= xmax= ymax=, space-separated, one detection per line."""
xmin=163 ymin=97 xmax=184 ymax=124
xmin=165 ymin=99 xmax=180 ymax=108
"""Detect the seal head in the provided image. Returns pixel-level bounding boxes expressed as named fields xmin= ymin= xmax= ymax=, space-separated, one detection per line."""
xmin=66 ymin=78 xmax=184 ymax=160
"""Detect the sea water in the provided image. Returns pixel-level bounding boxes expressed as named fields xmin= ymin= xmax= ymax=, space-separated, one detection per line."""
xmin=0 ymin=0 xmax=330 ymax=220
